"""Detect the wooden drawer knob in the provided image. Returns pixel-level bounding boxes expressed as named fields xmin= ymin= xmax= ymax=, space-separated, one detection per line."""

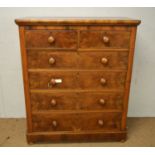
xmin=49 ymin=57 xmax=55 ymax=65
xmin=48 ymin=78 xmax=62 ymax=88
xmin=103 ymin=36 xmax=109 ymax=43
xmin=50 ymin=99 xmax=57 ymax=106
xmin=50 ymin=78 xmax=56 ymax=85
xmin=48 ymin=78 xmax=56 ymax=88
xmin=48 ymin=36 xmax=55 ymax=44
xmin=101 ymin=57 xmax=108 ymax=64
xmin=98 ymin=119 xmax=104 ymax=126
xmin=100 ymin=78 xmax=106 ymax=85
xmin=52 ymin=120 xmax=57 ymax=127
xmin=99 ymin=99 xmax=106 ymax=105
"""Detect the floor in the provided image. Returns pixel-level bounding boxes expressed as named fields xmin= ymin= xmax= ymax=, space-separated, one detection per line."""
xmin=0 ymin=118 xmax=155 ymax=147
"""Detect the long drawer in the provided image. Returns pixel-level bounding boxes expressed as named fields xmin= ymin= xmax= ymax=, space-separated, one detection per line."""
xmin=32 ymin=112 xmax=122 ymax=132
xmin=27 ymin=50 xmax=128 ymax=70
xmin=29 ymin=71 xmax=127 ymax=90
xmin=30 ymin=91 xmax=124 ymax=111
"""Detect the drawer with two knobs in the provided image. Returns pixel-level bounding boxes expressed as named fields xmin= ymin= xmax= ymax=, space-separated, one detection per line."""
xmin=32 ymin=112 xmax=122 ymax=132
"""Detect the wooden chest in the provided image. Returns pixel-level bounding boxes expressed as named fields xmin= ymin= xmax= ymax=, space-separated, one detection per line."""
xmin=15 ymin=18 xmax=141 ymax=143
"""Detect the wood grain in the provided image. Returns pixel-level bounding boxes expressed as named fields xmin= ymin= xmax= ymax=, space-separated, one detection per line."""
xmin=30 ymin=91 xmax=124 ymax=111
xmin=79 ymin=31 xmax=130 ymax=49
xmin=15 ymin=17 xmax=141 ymax=26
xmin=121 ymin=27 xmax=138 ymax=130
xmin=15 ymin=18 xmax=140 ymax=143
xmin=19 ymin=27 xmax=32 ymax=132
xmin=27 ymin=50 xmax=128 ymax=70
xmin=31 ymin=112 xmax=122 ymax=132
xmin=25 ymin=30 xmax=77 ymax=49
xmin=28 ymin=70 xmax=127 ymax=90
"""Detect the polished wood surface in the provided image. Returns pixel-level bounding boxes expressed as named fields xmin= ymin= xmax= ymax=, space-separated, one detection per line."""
xmin=15 ymin=18 xmax=140 ymax=143
xmin=32 ymin=112 xmax=121 ymax=132
xmin=25 ymin=30 xmax=77 ymax=49
xmin=79 ymin=31 xmax=130 ymax=49
xmin=15 ymin=17 xmax=141 ymax=26
xmin=27 ymin=50 xmax=128 ymax=70
xmin=29 ymin=70 xmax=126 ymax=90
xmin=30 ymin=92 xmax=124 ymax=111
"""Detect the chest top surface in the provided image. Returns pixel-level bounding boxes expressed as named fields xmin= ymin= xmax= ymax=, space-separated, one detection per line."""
xmin=15 ymin=17 xmax=141 ymax=26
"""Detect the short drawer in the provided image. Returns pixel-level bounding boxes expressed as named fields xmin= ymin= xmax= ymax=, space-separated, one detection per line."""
xmin=30 ymin=92 xmax=124 ymax=111
xmin=32 ymin=112 xmax=122 ymax=132
xmin=29 ymin=71 xmax=126 ymax=90
xmin=79 ymin=30 xmax=130 ymax=49
xmin=27 ymin=50 xmax=128 ymax=70
xmin=25 ymin=30 xmax=77 ymax=49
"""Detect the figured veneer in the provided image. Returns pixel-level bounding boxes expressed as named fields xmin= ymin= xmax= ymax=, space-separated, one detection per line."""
xmin=15 ymin=17 xmax=140 ymax=143
xmin=27 ymin=50 xmax=128 ymax=70
xmin=30 ymin=92 xmax=124 ymax=111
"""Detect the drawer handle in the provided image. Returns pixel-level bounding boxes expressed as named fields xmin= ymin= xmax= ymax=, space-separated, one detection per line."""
xmin=48 ymin=78 xmax=62 ymax=88
xmin=100 ymin=78 xmax=107 ymax=85
xmin=103 ymin=36 xmax=110 ymax=44
xmin=49 ymin=57 xmax=55 ymax=65
xmin=50 ymin=99 xmax=57 ymax=106
xmin=48 ymin=36 xmax=55 ymax=44
xmin=99 ymin=99 xmax=106 ymax=105
xmin=98 ymin=119 xmax=104 ymax=126
xmin=101 ymin=57 xmax=108 ymax=65
xmin=52 ymin=120 xmax=57 ymax=127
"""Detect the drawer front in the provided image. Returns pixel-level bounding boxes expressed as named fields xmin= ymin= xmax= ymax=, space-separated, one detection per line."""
xmin=29 ymin=71 xmax=78 ymax=89
xmin=27 ymin=51 xmax=78 ymax=69
xmin=32 ymin=112 xmax=122 ymax=132
xmin=31 ymin=92 xmax=124 ymax=111
xmin=79 ymin=52 xmax=128 ymax=70
xmin=28 ymin=51 xmax=128 ymax=70
xmin=79 ymin=71 xmax=126 ymax=90
xmin=31 ymin=92 xmax=78 ymax=111
xmin=78 ymin=92 xmax=123 ymax=110
xmin=25 ymin=30 xmax=77 ymax=49
xmin=29 ymin=71 xmax=126 ymax=90
xmin=80 ymin=31 xmax=130 ymax=49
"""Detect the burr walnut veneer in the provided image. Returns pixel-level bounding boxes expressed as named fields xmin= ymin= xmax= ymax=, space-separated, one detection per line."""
xmin=15 ymin=18 xmax=140 ymax=143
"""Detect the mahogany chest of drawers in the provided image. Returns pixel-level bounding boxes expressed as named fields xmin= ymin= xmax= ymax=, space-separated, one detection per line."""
xmin=15 ymin=18 xmax=141 ymax=143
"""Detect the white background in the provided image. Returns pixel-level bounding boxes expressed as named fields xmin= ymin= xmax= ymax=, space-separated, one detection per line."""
xmin=0 ymin=7 xmax=155 ymax=118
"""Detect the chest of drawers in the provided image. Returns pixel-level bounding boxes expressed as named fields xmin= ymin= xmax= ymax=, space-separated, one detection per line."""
xmin=15 ymin=18 xmax=140 ymax=143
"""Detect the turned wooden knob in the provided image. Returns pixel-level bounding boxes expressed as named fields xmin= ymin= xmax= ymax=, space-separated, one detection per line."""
xmin=52 ymin=120 xmax=57 ymax=127
xmin=101 ymin=57 xmax=108 ymax=64
xmin=50 ymin=99 xmax=57 ymax=106
xmin=50 ymin=78 xmax=56 ymax=85
xmin=48 ymin=78 xmax=62 ymax=88
xmin=99 ymin=99 xmax=106 ymax=105
xmin=48 ymin=79 xmax=56 ymax=88
xmin=98 ymin=119 xmax=104 ymax=126
xmin=48 ymin=36 xmax=55 ymax=44
xmin=100 ymin=78 xmax=106 ymax=85
xmin=49 ymin=57 xmax=55 ymax=65
xmin=103 ymin=36 xmax=110 ymax=43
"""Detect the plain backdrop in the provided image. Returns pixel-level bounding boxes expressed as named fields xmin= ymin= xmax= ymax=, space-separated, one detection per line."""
xmin=0 ymin=7 xmax=154 ymax=118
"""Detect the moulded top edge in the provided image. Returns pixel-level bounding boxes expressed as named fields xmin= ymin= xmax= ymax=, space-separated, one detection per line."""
xmin=15 ymin=17 xmax=141 ymax=26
